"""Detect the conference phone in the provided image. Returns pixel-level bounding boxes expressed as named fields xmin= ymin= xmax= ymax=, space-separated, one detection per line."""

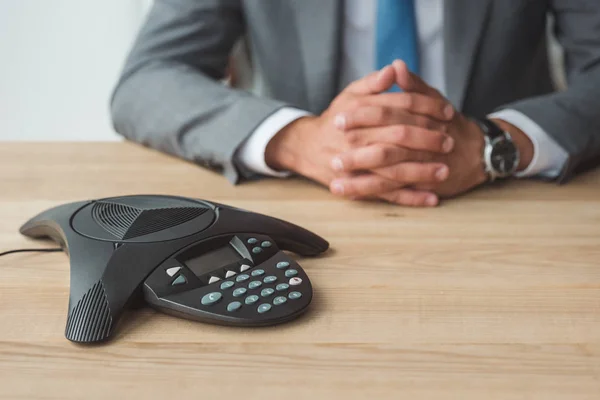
xmin=20 ymin=195 xmax=329 ymax=343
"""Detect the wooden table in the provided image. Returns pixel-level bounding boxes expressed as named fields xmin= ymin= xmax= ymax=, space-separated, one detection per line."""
xmin=0 ymin=142 xmax=599 ymax=399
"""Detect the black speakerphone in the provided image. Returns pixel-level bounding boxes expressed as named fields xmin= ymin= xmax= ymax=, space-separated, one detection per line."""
xmin=20 ymin=195 xmax=329 ymax=343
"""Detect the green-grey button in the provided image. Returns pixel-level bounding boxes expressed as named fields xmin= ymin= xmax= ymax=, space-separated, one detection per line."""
xmin=247 ymin=238 xmax=258 ymax=244
xmin=251 ymin=269 xmax=265 ymax=277
xmin=276 ymin=283 xmax=290 ymax=291
xmin=261 ymin=241 xmax=272 ymax=248
xmin=236 ymin=274 xmax=250 ymax=283
xmin=248 ymin=280 xmax=262 ymax=290
xmin=252 ymin=247 xmax=263 ymax=254
xmin=227 ymin=301 xmax=242 ymax=312
xmin=276 ymin=261 xmax=289 ymax=269
xmin=273 ymin=296 xmax=287 ymax=306
xmin=261 ymin=288 xmax=275 ymax=297
xmin=288 ymin=291 xmax=302 ymax=300
xmin=263 ymin=275 xmax=277 ymax=284
xmin=285 ymin=269 xmax=298 ymax=278
xmin=245 ymin=295 xmax=259 ymax=305
xmin=201 ymin=292 xmax=222 ymax=305
xmin=257 ymin=303 xmax=272 ymax=314
xmin=220 ymin=281 xmax=234 ymax=290
xmin=171 ymin=275 xmax=187 ymax=286
xmin=233 ymin=288 xmax=247 ymax=297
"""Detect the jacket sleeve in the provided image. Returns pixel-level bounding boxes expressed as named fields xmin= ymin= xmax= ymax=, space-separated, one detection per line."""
xmin=110 ymin=0 xmax=288 ymax=183
xmin=496 ymin=0 xmax=600 ymax=182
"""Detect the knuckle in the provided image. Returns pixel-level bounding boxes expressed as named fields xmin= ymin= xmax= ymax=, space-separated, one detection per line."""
xmin=375 ymin=178 xmax=389 ymax=193
xmin=345 ymin=131 xmax=361 ymax=146
xmin=378 ymin=107 xmax=391 ymax=122
xmin=393 ymin=125 xmax=408 ymax=143
xmin=390 ymin=166 xmax=406 ymax=181
xmin=376 ymin=145 xmax=394 ymax=163
xmin=418 ymin=116 xmax=435 ymax=129
xmin=427 ymin=130 xmax=446 ymax=150
xmin=424 ymin=165 xmax=439 ymax=181
xmin=351 ymin=98 xmax=366 ymax=110
xmin=404 ymin=93 xmax=415 ymax=109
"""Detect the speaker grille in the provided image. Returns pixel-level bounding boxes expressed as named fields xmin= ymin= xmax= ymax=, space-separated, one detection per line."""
xmin=65 ymin=281 xmax=113 ymax=343
xmin=123 ymin=207 xmax=208 ymax=239
xmin=90 ymin=200 xmax=209 ymax=240
xmin=92 ymin=202 xmax=142 ymax=239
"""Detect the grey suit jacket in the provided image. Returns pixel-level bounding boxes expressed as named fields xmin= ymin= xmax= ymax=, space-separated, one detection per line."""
xmin=111 ymin=0 xmax=600 ymax=184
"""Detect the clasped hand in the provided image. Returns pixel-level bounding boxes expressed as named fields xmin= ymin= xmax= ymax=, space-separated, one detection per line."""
xmin=265 ymin=60 xmax=487 ymax=207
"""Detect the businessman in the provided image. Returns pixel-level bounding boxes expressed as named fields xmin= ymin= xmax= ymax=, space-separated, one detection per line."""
xmin=111 ymin=0 xmax=600 ymax=207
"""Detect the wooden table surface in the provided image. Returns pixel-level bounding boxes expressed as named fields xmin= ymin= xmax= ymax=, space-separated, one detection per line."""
xmin=0 ymin=142 xmax=599 ymax=399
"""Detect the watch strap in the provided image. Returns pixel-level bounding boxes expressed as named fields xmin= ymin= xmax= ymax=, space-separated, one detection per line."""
xmin=475 ymin=117 xmax=505 ymax=141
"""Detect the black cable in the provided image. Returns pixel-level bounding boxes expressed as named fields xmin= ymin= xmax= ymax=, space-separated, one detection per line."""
xmin=0 ymin=248 xmax=63 ymax=257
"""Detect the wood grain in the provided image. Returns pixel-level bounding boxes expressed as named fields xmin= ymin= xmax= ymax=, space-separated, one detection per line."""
xmin=0 ymin=142 xmax=599 ymax=399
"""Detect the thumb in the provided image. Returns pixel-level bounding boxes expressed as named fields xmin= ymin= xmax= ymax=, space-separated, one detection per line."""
xmin=344 ymin=65 xmax=396 ymax=95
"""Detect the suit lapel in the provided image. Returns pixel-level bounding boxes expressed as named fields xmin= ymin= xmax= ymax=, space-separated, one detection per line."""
xmin=290 ymin=0 xmax=343 ymax=113
xmin=444 ymin=0 xmax=492 ymax=109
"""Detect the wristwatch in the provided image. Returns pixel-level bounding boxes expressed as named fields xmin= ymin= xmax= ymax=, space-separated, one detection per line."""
xmin=474 ymin=117 xmax=520 ymax=181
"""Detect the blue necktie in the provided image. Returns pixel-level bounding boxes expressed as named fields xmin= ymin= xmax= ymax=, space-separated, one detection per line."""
xmin=376 ymin=0 xmax=420 ymax=91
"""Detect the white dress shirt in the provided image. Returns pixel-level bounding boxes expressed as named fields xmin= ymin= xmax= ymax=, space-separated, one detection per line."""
xmin=237 ymin=0 xmax=568 ymax=179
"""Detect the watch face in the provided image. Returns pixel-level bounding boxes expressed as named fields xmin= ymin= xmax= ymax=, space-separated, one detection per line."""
xmin=490 ymin=138 xmax=519 ymax=175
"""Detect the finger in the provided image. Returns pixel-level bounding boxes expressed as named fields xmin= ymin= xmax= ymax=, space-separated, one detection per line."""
xmin=344 ymin=65 xmax=395 ymax=95
xmin=330 ymin=144 xmax=427 ymax=172
xmin=344 ymin=125 xmax=454 ymax=154
xmin=330 ymin=163 xmax=447 ymax=196
xmin=364 ymin=92 xmax=455 ymax=121
xmin=338 ymin=106 xmax=448 ymax=131
xmin=393 ymin=60 xmax=445 ymax=100
xmin=329 ymin=174 xmax=406 ymax=198
xmin=378 ymin=189 xmax=440 ymax=207
xmin=373 ymin=162 xmax=450 ymax=183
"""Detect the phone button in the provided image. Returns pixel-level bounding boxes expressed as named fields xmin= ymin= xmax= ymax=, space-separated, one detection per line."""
xmin=276 ymin=261 xmax=289 ymax=269
xmin=245 ymin=295 xmax=259 ymax=305
xmin=220 ymin=281 xmax=234 ymax=290
xmin=233 ymin=288 xmax=247 ymax=298
xmin=251 ymin=269 xmax=265 ymax=277
xmin=171 ymin=275 xmax=187 ymax=286
xmin=273 ymin=296 xmax=287 ymax=306
xmin=166 ymin=266 xmax=182 ymax=277
xmin=289 ymin=291 xmax=302 ymax=300
xmin=252 ymin=247 xmax=263 ymax=254
xmin=248 ymin=281 xmax=262 ymax=290
xmin=276 ymin=283 xmax=289 ymax=292
xmin=201 ymin=292 xmax=222 ymax=306
xmin=247 ymin=238 xmax=258 ymax=245
xmin=285 ymin=269 xmax=298 ymax=278
xmin=227 ymin=301 xmax=242 ymax=312
xmin=239 ymin=264 xmax=251 ymax=272
xmin=289 ymin=277 xmax=302 ymax=286
xmin=257 ymin=304 xmax=272 ymax=314
xmin=225 ymin=270 xmax=237 ymax=278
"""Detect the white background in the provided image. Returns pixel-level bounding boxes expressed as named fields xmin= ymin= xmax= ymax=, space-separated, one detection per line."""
xmin=0 ymin=0 xmax=151 ymax=141
xmin=0 ymin=2 xmax=565 ymax=142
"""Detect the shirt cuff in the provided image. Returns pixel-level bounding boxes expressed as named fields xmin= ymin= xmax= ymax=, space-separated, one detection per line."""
xmin=236 ymin=108 xmax=312 ymax=178
xmin=488 ymin=109 xmax=569 ymax=179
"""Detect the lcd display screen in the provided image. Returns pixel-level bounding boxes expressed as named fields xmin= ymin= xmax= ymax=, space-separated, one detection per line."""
xmin=184 ymin=245 xmax=242 ymax=277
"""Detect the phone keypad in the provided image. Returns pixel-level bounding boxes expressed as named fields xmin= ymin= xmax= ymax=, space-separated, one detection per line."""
xmin=197 ymin=256 xmax=308 ymax=318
